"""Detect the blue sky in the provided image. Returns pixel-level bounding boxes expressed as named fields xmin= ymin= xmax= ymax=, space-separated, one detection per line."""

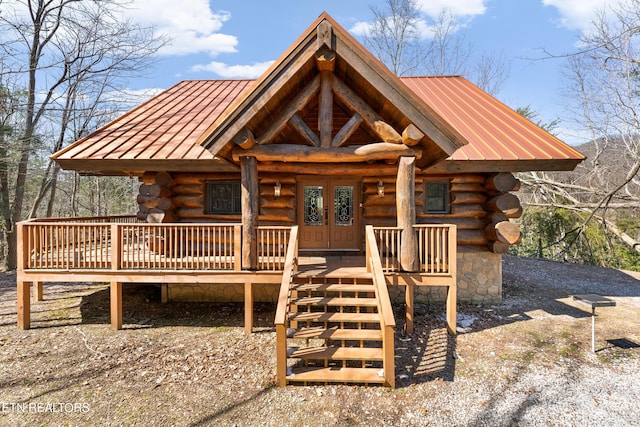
xmin=124 ymin=0 xmax=620 ymax=145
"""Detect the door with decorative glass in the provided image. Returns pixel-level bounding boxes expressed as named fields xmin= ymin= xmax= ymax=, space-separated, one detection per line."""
xmin=297 ymin=179 xmax=361 ymax=250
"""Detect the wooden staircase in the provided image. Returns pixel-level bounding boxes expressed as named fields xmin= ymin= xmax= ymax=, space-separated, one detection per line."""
xmin=284 ymin=270 xmax=388 ymax=385
xmin=275 ymin=226 xmax=396 ymax=387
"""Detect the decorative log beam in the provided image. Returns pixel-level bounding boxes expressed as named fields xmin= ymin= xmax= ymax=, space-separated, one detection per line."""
xmin=139 ymin=184 xmax=171 ymax=198
xmin=317 ymin=20 xmax=332 ymax=49
xmin=402 ymin=124 xmax=425 ymax=146
xmin=397 ymin=157 xmax=419 ymax=272
xmin=319 ymin=71 xmax=333 ymax=147
xmin=232 ymin=142 xmax=421 ymax=163
xmin=484 ymin=221 xmax=522 ymax=245
xmin=257 ymin=162 xmax=400 ymax=176
xmin=257 ymin=74 xmax=321 ymax=145
xmin=485 ymin=172 xmax=518 ymax=193
xmin=315 ymin=46 xmax=335 ymax=72
xmin=289 ymin=114 xmax=320 ymax=147
xmin=233 ymin=128 xmax=256 ymax=149
xmin=332 ymin=77 xmax=401 ymax=143
xmin=374 ymin=121 xmax=402 ymax=144
xmin=241 ymin=157 xmax=259 ymax=270
xmin=490 ymin=241 xmax=511 ymax=254
xmin=485 ymin=193 xmax=522 ymax=217
xmin=331 ymin=113 xmax=362 ymax=147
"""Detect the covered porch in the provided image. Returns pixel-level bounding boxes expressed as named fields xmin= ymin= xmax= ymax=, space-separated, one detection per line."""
xmin=16 ymin=217 xmax=456 ymax=331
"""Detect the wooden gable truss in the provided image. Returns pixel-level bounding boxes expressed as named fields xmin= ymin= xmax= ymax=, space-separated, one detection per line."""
xmin=200 ymin=14 xmax=468 ymax=171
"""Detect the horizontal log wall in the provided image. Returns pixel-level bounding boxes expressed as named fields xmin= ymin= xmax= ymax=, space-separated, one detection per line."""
xmin=418 ymin=174 xmax=489 ymax=253
xmin=170 ymin=172 xmax=296 ymax=225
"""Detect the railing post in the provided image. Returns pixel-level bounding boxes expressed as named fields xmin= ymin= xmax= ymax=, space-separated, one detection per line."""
xmin=446 ymin=225 xmax=458 ymax=335
xmin=111 ymin=223 xmax=121 ymax=271
xmin=276 ymin=324 xmax=287 ymax=386
xmin=234 ymin=225 xmax=242 ymax=271
xmin=16 ymin=222 xmax=31 ymax=330
xmin=384 ymin=325 xmax=395 ymax=388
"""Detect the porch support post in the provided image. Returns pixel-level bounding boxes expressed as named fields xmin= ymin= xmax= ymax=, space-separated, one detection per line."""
xmin=16 ymin=222 xmax=30 ymax=330
xmin=397 ymin=156 xmax=419 ymax=272
xmin=241 ymin=156 xmax=258 ymax=270
xmin=17 ymin=281 xmax=30 ymax=330
xmin=405 ymin=282 xmax=414 ymax=335
xmin=244 ymin=281 xmax=253 ymax=334
xmin=110 ymin=281 xmax=122 ymax=330
xmin=33 ymin=281 xmax=43 ymax=301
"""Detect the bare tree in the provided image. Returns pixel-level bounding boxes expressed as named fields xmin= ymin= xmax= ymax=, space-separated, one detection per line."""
xmin=516 ymin=1 xmax=640 ymax=260
xmin=365 ymin=0 xmax=425 ymax=76
xmin=0 ymin=0 xmax=164 ymax=269
xmin=362 ymin=0 xmax=509 ymax=94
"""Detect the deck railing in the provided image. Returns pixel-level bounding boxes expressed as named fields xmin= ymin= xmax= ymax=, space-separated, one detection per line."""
xmin=18 ymin=218 xmax=293 ymax=272
xmin=373 ymin=224 xmax=456 ymax=275
xmin=275 ymin=226 xmax=299 ymax=386
xmin=365 ymin=225 xmax=395 ymax=388
xmin=257 ymin=226 xmax=292 ymax=271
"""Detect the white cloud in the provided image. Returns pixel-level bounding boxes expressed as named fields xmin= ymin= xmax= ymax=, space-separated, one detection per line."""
xmin=350 ymin=21 xmax=373 ymax=37
xmin=542 ymin=0 xmax=620 ymax=30
xmin=415 ymin=0 xmax=487 ymax=18
xmin=191 ymin=61 xmax=275 ymax=78
xmin=126 ymin=0 xmax=237 ymax=56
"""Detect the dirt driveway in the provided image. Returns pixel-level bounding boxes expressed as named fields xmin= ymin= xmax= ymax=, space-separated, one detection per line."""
xmin=0 ymin=255 xmax=638 ymax=426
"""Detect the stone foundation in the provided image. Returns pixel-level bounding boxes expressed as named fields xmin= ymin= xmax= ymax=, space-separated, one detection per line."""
xmin=388 ymin=252 xmax=502 ymax=305
xmin=164 ymin=252 xmax=502 ymax=305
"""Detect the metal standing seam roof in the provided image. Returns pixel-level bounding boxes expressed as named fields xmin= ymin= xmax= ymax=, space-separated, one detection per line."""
xmin=52 ymin=79 xmax=254 ymax=163
xmin=52 ymin=76 xmax=585 ymax=170
xmin=401 ymin=76 xmax=585 ymax=163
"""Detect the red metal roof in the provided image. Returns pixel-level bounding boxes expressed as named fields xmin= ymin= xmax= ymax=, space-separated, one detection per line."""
xmin=401 ymin=76 xmax=584 ymax=164
xmin=52 ymin=80 xmax=254 ymax=173
xmin=53 ymin=76 xmax=584 ymax=174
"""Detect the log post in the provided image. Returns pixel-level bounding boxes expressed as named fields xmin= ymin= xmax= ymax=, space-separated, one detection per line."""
xmin=319 ymin=71 xmax=333 ymax=147
xmin=397 ymin=157 xmax=419 ymax=272
xmin=241 ymin=156 xmax=258 ymax=270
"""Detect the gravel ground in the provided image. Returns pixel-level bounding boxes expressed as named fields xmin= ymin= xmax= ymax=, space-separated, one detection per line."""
xmin=0 ymin=255 xmax=638 ymax=426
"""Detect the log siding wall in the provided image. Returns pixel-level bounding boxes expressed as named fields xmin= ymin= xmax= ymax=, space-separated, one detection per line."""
xmin=161 ymin=171 xmax=520 ymax=254
xmin=169 ymin=172 xmax=296 ymax=226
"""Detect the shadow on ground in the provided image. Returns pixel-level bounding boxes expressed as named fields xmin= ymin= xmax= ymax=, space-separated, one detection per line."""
xmin=79 ymin=284 xmax=276 ymax=330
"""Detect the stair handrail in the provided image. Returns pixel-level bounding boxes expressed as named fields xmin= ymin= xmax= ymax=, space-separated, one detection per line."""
xmin=365 ymin=225 xmax=396 ymax=388
xmin=275 ymin=225 xmax=298 ymax=386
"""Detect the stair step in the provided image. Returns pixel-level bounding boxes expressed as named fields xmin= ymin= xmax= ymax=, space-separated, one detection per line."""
xmin=287 ymin=367 xmax=386 ymax=384
xmin=289 ymin=311 xmax=380 ymax=323
xmin=288 ymin=327 xmax=382 ymax=341
xmin=295 ymin=269 xmax=372 ymax=279
xmin=291 ymin=283 xmax=375 ymax=293
xmin=288 ymin=346 xmax=384 ymax=361
xmin=291 ymin=296 xmax=378 ymax=307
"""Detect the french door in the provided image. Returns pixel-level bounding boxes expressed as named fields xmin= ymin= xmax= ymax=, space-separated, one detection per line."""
xmin=297 ymin=178 xmax=361 ymax=250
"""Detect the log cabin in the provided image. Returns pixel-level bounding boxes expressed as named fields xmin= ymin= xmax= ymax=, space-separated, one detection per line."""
xmin=17 ymin=13 xmax=584 ymax=386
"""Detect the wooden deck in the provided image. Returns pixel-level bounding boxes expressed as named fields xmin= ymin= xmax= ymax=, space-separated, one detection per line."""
xmin=16 ymin=219 xmax=456 ymax=333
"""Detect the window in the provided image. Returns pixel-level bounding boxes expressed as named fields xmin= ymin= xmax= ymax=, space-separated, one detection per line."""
xmin=425 ymin=181 xmax=450 ymax=213
xmin=205 ymin=181 xmax=241 ymax=215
